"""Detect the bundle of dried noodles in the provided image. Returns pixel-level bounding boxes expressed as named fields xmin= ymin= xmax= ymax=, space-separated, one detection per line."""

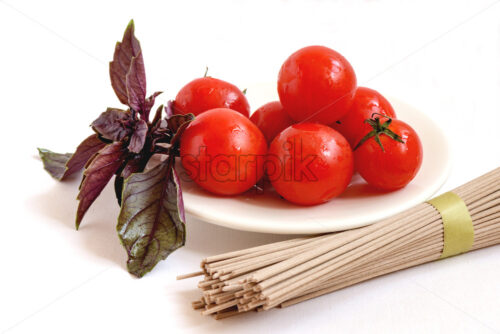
xmin=178 ymin=167 xmax=500 ymax=319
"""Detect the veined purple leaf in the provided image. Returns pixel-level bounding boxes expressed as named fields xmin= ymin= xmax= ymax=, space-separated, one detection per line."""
xmin=126 ymin=52 xmax=147 ymax=114
xmin=168 ymin=113 xmax=195 ymax=147
xmin=114 ymin=152 xmax=151 ymax=205
xmin=66 ymin=135 xmax=107 ymax=176
xmin=117 ymin=157 xmax=186 ymax=278
xmin=38 ymin=149 xmax=72 ymax=180
xmin=128 ymin=119 xmax=148 ymax=153
xmin=143 ymin=91 xmax=162 ymax=121
xmin=151 ymin=104 xmax=164 ymax=128
xmin=76 ymin=142 xmax=126 ymax=229
xmin=167 ymin=113 xmax=195 ymax=134
xmin=38 ymin=134 xmax=106 ymax=180
xmin=172 ymin=168 xmax=185 ymax=222
xmin=121 ymin=153 xmax=150 ymax=179
xmin=109 ymin=20 xmax=142 ymax=105
xmin=91 ymin=108 xmax=133 ymax=142
xmin=165 ymin=100 xmax=174 ymax=118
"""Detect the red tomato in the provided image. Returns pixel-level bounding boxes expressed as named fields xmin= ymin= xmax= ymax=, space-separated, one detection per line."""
xmin=180 ymin=108 xmax=267 ymax=195
xmin=173 ymin=77 xmax=250 ymax=117
xmin=278 ymin=45 xmax=357 ymax=124
xmin=354 ymin=116 xmax=422 ymax=191
xmin=249 ymin=101 xmax=295 ymax=144
xmin=267 ymin=123 xmax=353 ymax=205
xmin=332 ymin=87 xmax=396 ymax=147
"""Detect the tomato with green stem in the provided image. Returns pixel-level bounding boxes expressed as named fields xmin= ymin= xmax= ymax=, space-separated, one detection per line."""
xmin=332 ymin=87 xmax=396 ymax=147
xmin=353 ymin=115 xmax=422 ymax=191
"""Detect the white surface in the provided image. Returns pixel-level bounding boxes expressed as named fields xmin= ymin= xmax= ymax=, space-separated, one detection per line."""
xmin=1 ymin=0 xmax=500 ymax=333
xmin=182 ymin=88 xmax=451 ymax=233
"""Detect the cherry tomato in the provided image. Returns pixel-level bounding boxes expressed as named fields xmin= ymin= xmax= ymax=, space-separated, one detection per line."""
xmin=267 ymin=123 xmax=353 ymax=205
xmin=173 ymin=77 xmax=250 ymax=117
xmin=332 ymin=87 xmax=396 ymax=147
xmin=353 ymin=116 xmax=422 ymax=191
xmin=180 ymin=108 xmax=267 ymax=196
xmin=278 ymin=45 xmax=357 ymax=124
xmin=249 ymin=101 xmax=295 ymax=144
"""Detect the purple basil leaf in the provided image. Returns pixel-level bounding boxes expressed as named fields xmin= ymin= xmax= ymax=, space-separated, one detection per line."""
xmin=37 ymin=149 xmax=72 ymax=180
xmin=165 ymin=100 xmax=174 ymax=118
xmin=91 ymin=108 xmax=133 ymax=142
xmin=76 ymin=142 xmax=126 ymax=229
xmin=172 ymin=168 xmax=185 ymax=222
xmin=151 ymin=104 xmax=164 ymax=128
xmin=38 ymin=134 xmax=106 ymax=180
xmin=126 ymin=52 xmax=147 ymax=114
xmin=121 ymin=154 xmax=150 ymax=179
xmin=65 ymin=135 xmax=107 ymax=176
xmin=143 ymin=91 xmax=162 ymax=121
xmin=115 ymin=152 xmax=149 ymax=205
xmin=167 ymin=113 xmax=195 ymax=135
xmin=127 ymin=119 xmax=148 ymax=153
xmin=109 ymin=20 xmax=142 ymax=105
xmin=117 ymin=156 xmax=186 ymax=278
xmin=168 ymin=114 xmax=195 ymax=148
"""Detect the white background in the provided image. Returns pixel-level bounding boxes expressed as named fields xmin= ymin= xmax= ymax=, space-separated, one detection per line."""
xmin=1 ymin=0 xmax=500 ymax=333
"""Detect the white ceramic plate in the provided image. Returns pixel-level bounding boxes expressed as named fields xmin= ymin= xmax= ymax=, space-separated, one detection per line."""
xmin=180 ymin=83 xmax=451 ymax=234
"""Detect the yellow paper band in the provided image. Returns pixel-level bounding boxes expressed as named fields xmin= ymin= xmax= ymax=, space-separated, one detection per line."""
xmin=427 ymin=192 xmax=474 ymax=259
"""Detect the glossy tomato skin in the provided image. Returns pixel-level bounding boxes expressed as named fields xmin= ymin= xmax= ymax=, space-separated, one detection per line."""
xmin=180 ymin=108 xmax=267 ymax=196
xmin=249 ymin=101 xmax=295 ymax=144
xmin=332 ymin=87 xmax=396 ymax=147
xmin=267 ymin=123 xmax=353 ymax=205
xmin=278 ymin=46 xmax=357 ymax=124
xmin=173 ymin=77 xmax=250 ymax=117
xmin=354 ymin=119 xmax=423 ymax=191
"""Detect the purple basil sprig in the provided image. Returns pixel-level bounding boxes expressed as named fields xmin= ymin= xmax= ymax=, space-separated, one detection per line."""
xmin=38 ymin=20 xmax=194 ymax=278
